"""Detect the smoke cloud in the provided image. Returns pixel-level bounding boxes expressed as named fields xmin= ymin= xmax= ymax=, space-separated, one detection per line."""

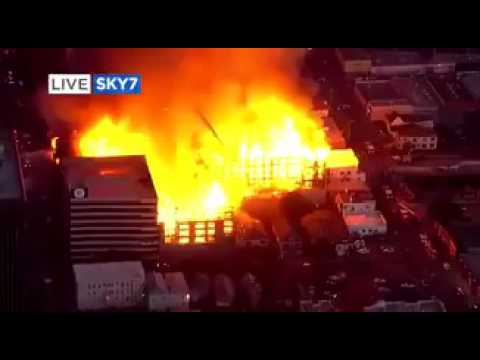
xmin=37 ymin=48 xmax=311 ymax=142
xmin=36 ymin=48 xmax=323 ymax=225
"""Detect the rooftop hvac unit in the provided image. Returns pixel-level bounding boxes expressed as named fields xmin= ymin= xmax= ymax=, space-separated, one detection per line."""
xmin=61 ymin=156 xmax=160 ymax=264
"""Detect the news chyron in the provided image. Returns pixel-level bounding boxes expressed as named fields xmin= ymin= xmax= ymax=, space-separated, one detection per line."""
xmin=48 ymin=74 xmax=141 ymax=95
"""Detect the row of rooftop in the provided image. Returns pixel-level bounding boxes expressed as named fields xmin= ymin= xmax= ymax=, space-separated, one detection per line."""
xmin=355 ymin=75 xmax=480 ymax=118
xmin=336 ymin=48 xmax=480 ymax=77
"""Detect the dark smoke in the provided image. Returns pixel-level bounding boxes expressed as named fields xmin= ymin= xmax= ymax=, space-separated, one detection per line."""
xmin=37 ymin=48 xmax=310 ymax=129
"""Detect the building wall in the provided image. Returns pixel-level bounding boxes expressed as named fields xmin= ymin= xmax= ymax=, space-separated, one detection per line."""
xmin=343 ymin=212 xmax=388 ymax=237
xmin=367 ymin=103 xmax=415 ymax=121
xmin=397 ymin=135 xmax=438 ymax=150
xmin=326 ymin=169 xmax=367 ymax=194
xmin=335 ymin=49 xmax=371 ymax=75
xmin=371 ymin=64 xmax=427 ymax=76
xmin=345 ymin=221 xmax=387 ymax=237
xmin=327 ymin=167 xmax=366 ymax=182
xmin=337 ymin=199 xmax=376 ymax=215
xmin=74 ymin=263 xmax=145 ymax=311
xmin=344 ymin=60 xmax=372 ymax=74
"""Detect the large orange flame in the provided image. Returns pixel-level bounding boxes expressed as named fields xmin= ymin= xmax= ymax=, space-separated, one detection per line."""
xmin=77 ymin=94 xmax=355 ymax=240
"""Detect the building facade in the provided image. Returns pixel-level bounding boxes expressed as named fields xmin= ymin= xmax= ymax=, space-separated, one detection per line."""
xmin=335 ymin=190 xmax=376 ymax=216
xmin=335 ymin=48 xmax=372 ymax=76
xmin=343 ymin=212 xmax=388 ymax=237
xmin=393 ymin=125 xmax=438 ymax=151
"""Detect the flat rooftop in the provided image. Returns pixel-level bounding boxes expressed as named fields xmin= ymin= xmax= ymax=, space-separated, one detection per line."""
xmin=394 ymin=124 xmax=437 ymax=138
xmin=356 ymin=80 xmax=406 ymax=103
xmin=343 ymin=211 xmax=387 ymax=227
xmin=428 ymin=77 xmax=474 ymax=104
xmin=432 ymin=52 xmax=480 ymax=65
xmin=460 ymin=72 xmax=480 ymax=99
xmin=391 ymin=77 xmax=440 ymax=109
xmin=371 ymin=50 xmax=425 ymax=67
xmin=61 ymin=155 xmax=157 ymax=201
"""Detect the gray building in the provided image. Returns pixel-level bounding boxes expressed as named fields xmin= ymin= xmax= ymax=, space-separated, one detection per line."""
xmin=61 ymin=156 xmax=160 ymax=264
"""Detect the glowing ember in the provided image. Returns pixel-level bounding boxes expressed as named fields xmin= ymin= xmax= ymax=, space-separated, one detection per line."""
xmin=77 ymin=94 xmax=357 ymax=242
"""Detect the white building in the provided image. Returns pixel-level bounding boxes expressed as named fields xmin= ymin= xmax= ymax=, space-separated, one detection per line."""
xmin=364 ymin=299 xmax=446 ymax=312
xmin=326 ymin=168 xmax=366 ymax=183
xmin=73 ymin=261 xmax=145 ymax=311
xmin=325 ymin=149 xmax=365 ymax=188
xmin=355 ymin=78 xmax=439 ymax=122
xmin=393 ymin=124 xmax=438 ymax=151
xmin=343 ymin=211 xmax=387 ymax=237
xmin=386 ymin=113 xmax=435 ymax=130
xmin=325 ymin=149 xmax=368 ymax=195
xmin=335 ymin=190 xmax=376 ymax=216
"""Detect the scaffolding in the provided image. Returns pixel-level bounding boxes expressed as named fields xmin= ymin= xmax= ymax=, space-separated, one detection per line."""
xmin=163 ymin=209 xmax=235 ymax=245
xmin=238 ymin=158 xmax=324 ymax=189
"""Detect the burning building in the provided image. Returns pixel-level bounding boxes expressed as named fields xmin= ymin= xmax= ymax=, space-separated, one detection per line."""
xmin=42 ymin=49 xmax=359 ymax=246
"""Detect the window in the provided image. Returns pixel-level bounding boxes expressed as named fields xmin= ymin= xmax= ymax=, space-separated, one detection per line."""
xmin=430 ymin=137 xmax=436 ymax=142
